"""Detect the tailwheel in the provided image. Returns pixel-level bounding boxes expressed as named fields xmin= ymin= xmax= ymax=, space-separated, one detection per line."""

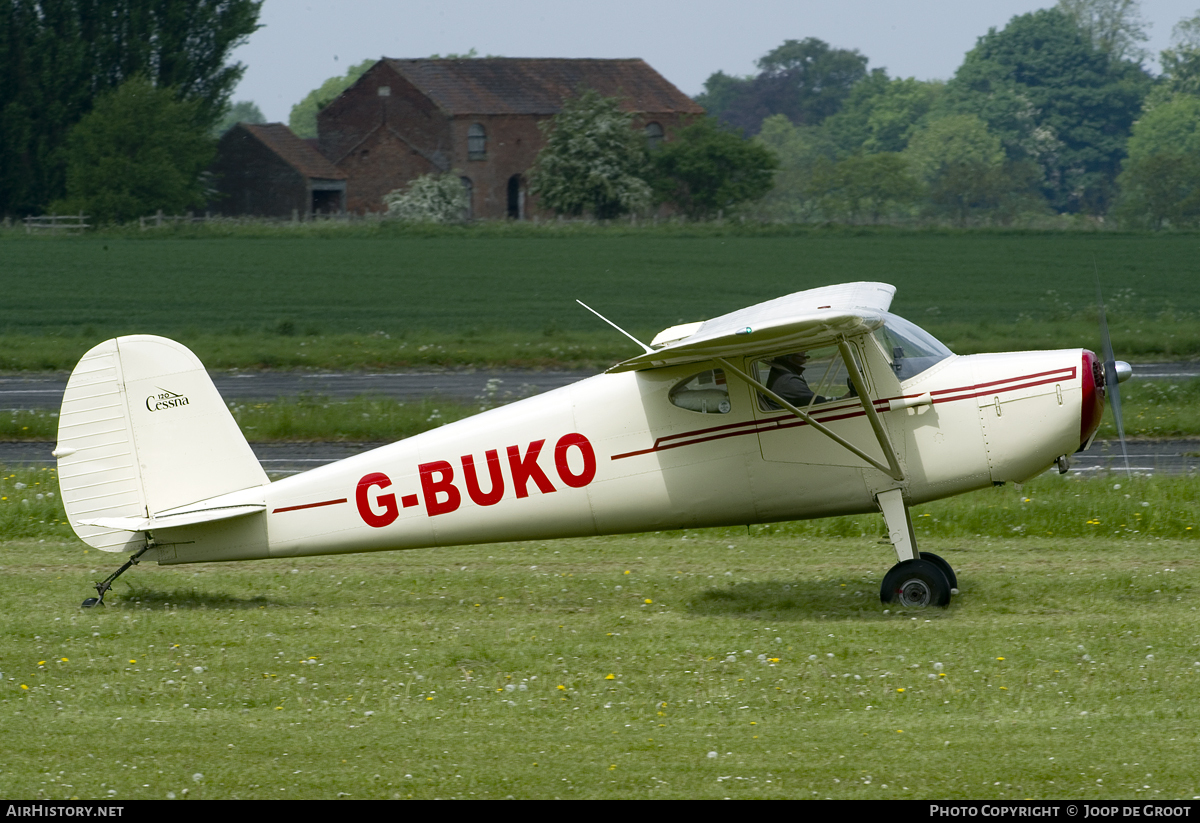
xmin=81 ymin=544 xmax=151 ymax=608
xmin=880 ymin=558 xmax=952 ymax=608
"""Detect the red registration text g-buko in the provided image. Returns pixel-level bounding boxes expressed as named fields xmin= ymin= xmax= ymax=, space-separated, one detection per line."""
xmin=356 ymin=433 xmax=598 ymax=526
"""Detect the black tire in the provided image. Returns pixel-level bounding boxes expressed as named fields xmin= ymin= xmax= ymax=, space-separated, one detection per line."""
xmin=880 ymin=559 xmax=952 ymax=608
xmin=919 ymin=551 xmax=957 ymax=591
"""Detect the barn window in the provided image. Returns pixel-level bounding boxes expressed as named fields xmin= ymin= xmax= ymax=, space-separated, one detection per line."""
xmin=644 ymin=122 xmax=664 ymax=150
xmin=468 ymin=123 xmax=487 ymax=160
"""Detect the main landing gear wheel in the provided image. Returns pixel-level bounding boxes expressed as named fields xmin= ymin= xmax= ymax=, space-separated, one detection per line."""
xmin=918 ymin=551 xmax=957 ymax=591
xmin=880 ymin=558 xmax=952 ymax=608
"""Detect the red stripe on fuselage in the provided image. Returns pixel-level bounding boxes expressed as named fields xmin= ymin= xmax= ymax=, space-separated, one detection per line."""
xmin=611 ymin=367 xmax=1076 ymax=461
xmin=273 ymin=498 xmax=348 ymax=514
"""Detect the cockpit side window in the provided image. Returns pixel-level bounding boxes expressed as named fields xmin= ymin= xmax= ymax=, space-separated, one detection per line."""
xmin=669 ymin=368 xmax=731 ymax=414
xmin=754 ymin=345 xmax=855 ymax=411
xmin=873 ymin=312 xmax=953 ymax=381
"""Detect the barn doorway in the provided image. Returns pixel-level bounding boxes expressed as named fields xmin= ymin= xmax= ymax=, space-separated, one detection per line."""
xmin=507 ymin=174 xmax=524 ymax=220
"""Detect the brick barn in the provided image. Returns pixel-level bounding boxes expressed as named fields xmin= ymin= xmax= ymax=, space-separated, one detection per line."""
xmin=209 ymin=123 xmax=347 ymax=218
xmin=319 ymin=57 xmax=705 ymax=218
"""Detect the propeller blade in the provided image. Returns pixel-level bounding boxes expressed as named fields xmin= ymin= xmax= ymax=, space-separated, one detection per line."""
xmin=1096 ymin=280 xmax=1132 ymax=477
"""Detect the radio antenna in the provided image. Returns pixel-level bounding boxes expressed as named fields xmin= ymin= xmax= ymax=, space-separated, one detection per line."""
xmin=576 ymin=300 xmax=653 ymax=354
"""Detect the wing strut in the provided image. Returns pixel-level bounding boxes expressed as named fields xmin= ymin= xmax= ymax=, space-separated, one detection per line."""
xmin=836 ymin=338 xmax=905 ymax=482
xmin=716 ymin=339 xmax=905 ymax=482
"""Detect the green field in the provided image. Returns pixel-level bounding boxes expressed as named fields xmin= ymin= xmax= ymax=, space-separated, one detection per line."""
xmin=2 ymin=468 xmax=1199 ymax=800
xmin=2 ymin=229 xmax=1199 ymax=369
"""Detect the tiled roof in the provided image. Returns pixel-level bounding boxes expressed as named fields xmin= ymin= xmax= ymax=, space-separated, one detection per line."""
xmin=380 ymin=58 xmax=705 ymax=116
xmin=242 ymin=123 xmax=346 ymax=180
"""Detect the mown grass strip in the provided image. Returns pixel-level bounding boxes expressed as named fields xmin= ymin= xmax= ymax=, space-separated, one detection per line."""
xmin=1 ymin=470 xmax=1198 ymax=799
xmin=2 ymin=465 xmax=1195 ymax=552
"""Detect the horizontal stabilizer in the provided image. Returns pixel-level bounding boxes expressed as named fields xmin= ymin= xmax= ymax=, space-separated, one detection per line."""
xmin=80 ymin=504 xmax=266 ymax=533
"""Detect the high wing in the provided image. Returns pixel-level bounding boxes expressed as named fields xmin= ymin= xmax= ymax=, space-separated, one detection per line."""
xmin=609 ymin=281 xmax=905 ymax=481
xmin=608 ymin=281 xmax=895 ymax=373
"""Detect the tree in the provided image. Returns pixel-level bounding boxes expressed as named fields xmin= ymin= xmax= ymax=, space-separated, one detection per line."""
xmin=1055 ymin=0 xmax=1149 ymax=62
xmin=1154 ymin=12 xmax=1200 ymax=101
xmin=53 ymin=77 xmax=216 ymax=224
xmin=697 ymin=38 xmax=869 ymax=135
xmin=1116 ymin=153 xmax=1200 ymax=227
xmin=943 ymin=8 xmax=1151 ymax=213
xmin=751 ymin=114 xmax=831 ymax=220
xmin=903 ymin=115 xmax=1005 ymax=183
xmin=904 ymin=114 xmax=1042 ymax=224
xmin=1116 ymin=95 xmax=1200 ymax=226
xmin=649 ymin=117 xmax=778 ymax=219
xmin=0 ymin=0 xmax=261 ymax=216
xmin=288 ymin=58 xmax=374 ymax=139
xmin=383 ymin=172 xmax=469 ymax=223
xmin=810 ymin=153 xmax=921 ymax=223
xmin=819 ymin=74 xmax=944 ymax=157
xmin=528 ymin=89 xmax=651 ymax=219
xmin=213 ymin=100 xmax=266 ymax=136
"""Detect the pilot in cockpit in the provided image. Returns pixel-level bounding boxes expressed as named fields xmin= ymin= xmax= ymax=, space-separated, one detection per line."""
xmin=763 ymin=351 xmax=855 ymax=410
xmin=765 ymin=352 xmax=830 ymax=408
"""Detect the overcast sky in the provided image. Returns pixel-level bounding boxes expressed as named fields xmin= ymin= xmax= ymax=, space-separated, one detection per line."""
xmin=231 ymin=0 xmax=1200 ymax=123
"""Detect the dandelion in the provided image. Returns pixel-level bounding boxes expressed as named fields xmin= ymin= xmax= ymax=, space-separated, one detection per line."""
xmin=605 ymin=674 xmax=615 ymax=680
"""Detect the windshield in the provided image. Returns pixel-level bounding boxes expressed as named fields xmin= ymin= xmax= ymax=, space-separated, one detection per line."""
xmin=873 ymin=312 xmax=953 ymax=381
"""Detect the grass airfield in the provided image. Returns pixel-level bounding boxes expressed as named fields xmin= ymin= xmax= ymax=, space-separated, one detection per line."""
xmin=2 ymin=471 xmax=1199 ymax=800
xmin=3 ymin=227 xmax=1199 ymax=798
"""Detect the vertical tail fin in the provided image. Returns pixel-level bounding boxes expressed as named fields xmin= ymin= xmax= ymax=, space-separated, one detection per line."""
xmin=55 ymin=336 xmax=269 ymax=552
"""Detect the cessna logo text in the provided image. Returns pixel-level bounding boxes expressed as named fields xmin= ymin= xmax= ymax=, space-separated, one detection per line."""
xmin=356 ymin=433 xmax=597 ymax=527
xmin=145 ymin=389 xmax=189 ymax=412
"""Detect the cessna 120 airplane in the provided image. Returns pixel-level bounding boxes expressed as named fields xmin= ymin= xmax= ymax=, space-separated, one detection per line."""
xmin=55 ymin=281 xmax=1130 ymax=609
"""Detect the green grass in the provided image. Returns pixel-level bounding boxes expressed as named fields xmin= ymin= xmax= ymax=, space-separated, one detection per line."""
xmin=1097 ymin=378 xmax=1200 ymax=439
xmin=0 ymin=329 xmax=635 ymax=371
xmin=1 ymin=230 xmax=1199 ymax=369
xmin=2 ymin=469 xmax=1200 ymax=799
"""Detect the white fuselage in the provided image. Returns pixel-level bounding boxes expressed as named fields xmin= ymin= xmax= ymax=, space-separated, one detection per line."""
xmin=145 ymin=342 xmax=1093 ymax=566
